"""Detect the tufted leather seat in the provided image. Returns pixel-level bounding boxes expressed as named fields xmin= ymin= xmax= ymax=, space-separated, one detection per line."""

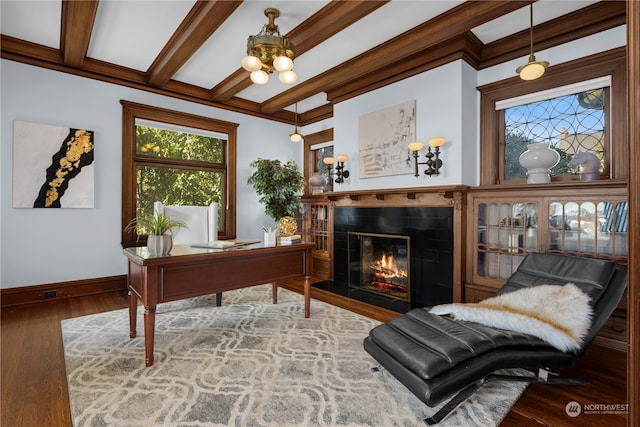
xmin=363 ymin=253 xmax=627 ymax=423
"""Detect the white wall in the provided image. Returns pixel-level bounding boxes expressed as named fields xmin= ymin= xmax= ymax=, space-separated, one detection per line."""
xmin=332 ymin=61 xmax=471 ymax=191
xmin=0 ymin=25 xmax=626 ymax=288
xmin=0 ymin=60 xmax=299 ymax=288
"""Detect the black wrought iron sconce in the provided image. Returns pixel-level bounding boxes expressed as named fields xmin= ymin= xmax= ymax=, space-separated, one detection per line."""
xmin=408 ymin=137 xmax=446 ymax=177
xmin=323 ymin=155 xmax=350 ymax=184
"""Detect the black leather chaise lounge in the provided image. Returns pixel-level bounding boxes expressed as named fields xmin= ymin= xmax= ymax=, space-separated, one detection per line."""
xmin=363 ymin=252 xmax=627 ymax=425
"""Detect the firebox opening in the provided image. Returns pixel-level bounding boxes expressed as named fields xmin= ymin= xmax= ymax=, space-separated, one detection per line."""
xmin=348 ymin=232 xmax=410 ymax=302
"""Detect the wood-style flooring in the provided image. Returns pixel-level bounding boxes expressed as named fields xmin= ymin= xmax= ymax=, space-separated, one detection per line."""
xmin=1 ymin=282 xmax=627 ymax=427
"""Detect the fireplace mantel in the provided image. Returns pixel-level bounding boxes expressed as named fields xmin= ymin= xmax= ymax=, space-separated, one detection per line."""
xmin=301 ymin=185 xmax=469 ymax=305
xmin=314 ymin=185 xmax=469 ymax=208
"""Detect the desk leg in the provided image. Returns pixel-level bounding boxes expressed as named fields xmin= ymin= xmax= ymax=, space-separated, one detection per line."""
xmin=272 ymin=283 xmax=278 ymax=304
xmin=144 ymin=306 xmax=156 ymax=367
xmin=128 ymin=290 xmax=137 ymax=338
xmin=304 ymin=275 xmax=311 ymax=318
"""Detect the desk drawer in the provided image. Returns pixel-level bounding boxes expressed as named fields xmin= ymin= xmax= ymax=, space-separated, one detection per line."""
xmin=159 ymin=251 xmax=306 ymax=301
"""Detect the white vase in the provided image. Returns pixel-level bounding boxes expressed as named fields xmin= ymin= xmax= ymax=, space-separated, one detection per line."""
xmin=518 ymin=142 xmax=560 ymax=184
xmin=147 ymin=235 xmax=173 ymax=255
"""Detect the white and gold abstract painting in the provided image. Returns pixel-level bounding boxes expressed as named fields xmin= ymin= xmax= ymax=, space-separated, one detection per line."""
xmin=13 ymin=120 xmax=95 ymax=208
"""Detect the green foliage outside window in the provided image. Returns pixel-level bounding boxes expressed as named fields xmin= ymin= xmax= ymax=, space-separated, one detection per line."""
xmin=135 ymin=126 xmax=225 ymax=229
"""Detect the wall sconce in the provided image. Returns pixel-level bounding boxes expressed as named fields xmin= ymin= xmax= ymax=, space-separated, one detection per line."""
xmin=323 ymin=155 xmax=350 ymax=184
xmin=408 ymin=137 xmax=446 ymax=177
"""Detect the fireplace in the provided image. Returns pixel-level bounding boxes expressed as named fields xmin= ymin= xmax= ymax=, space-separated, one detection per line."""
xmin=315 ymin=206 xmax=454 ymax=313
xmin=348 ymin=232 xmax=410 ymax=302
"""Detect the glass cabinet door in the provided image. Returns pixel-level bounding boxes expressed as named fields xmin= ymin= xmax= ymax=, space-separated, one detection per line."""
xmin=548 ymin=200 xmax=628 ymax=261
xmin=476 ymin=201 xmax=538 ymax=281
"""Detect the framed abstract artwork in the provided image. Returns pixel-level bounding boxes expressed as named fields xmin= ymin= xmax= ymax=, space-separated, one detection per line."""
xmin=358 ymin=100 xmax=416 ymax=178
xmin=12 ymin=120 xmax=95 ymax=208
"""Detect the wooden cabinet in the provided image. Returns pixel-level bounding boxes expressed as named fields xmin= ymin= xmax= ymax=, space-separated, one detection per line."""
xmin=466 ymin=181 xmax=629 ymax=349
xmin=300 ymin=198 xmax=332 ymax=280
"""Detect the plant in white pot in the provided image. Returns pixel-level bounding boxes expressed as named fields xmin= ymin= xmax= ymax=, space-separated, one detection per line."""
xmin=124 ymin=213 xmax=188 ymax=255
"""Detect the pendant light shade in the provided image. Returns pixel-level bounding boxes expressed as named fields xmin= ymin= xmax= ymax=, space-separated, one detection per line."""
xmin=516 ymin=4 xmax=549 ymax=81
xmin=290 ymin=103 xmax=303 ymax=142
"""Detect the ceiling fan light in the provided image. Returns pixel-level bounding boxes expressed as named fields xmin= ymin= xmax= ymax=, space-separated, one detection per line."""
xmin=279 ymin=70 xmax=297 ymax=84
xmin=273 ymin=55 xmax=293 ymax=72
xmin=241 ymin=55 xmax=262 ymax=72
xmin=250 ymin=70 xmax=269 ymax=84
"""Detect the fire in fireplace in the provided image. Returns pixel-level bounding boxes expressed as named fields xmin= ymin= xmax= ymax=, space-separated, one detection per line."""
xmin=371 ymin=252 xmax=408 ymax=292
xmin=348 ymin=232 xmax=410 ymax=301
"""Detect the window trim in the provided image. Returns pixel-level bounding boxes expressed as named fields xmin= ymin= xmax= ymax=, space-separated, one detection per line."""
xmin=303 ymin=128 xmax=334 ymax=195
xmin=478 ymin=47 xmax=627 ymax=186
xmin=121 ymin=100 xmax=238 ymax=247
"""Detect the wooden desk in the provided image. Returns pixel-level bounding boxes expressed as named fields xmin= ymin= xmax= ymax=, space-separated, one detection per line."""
xmin=124 ymin=242 xmax=314 ymax=366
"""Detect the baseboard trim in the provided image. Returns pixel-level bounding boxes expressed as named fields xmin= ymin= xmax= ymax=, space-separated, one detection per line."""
xmin=1 ymin=275 xmax=128 ymax=308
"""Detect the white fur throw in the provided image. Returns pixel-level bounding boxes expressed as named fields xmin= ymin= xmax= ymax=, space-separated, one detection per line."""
xmin=430 ymin=284 xmax=593 ymax=352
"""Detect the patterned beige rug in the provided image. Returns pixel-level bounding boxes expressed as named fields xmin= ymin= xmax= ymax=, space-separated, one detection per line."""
xmin=62 ymin=285 xmax=527 ymax=426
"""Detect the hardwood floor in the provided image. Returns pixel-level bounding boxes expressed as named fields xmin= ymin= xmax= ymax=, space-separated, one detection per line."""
xmin=1 ymin=284 xmax=627 ymax=427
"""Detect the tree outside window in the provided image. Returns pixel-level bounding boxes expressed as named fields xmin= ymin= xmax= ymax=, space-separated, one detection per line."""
xmin=122 ymin=101 xmax=237 ymax=246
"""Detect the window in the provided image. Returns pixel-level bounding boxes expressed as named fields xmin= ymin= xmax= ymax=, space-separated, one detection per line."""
xmin=478 ymin=48 xmax=627 ymax=185
xmin=311 ymin=142 xmax=334 ymax=192
xmin=121 ymin=101 xmax=238 ymax=246
xmin=499 ymin=78 xmax=609 ymax=179
xmin=302 ymin=128 xmax=334 ymax=194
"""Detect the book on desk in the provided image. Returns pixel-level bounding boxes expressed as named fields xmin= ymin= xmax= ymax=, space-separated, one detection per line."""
xmin=190 ymin=240 xmax=260 ymax=250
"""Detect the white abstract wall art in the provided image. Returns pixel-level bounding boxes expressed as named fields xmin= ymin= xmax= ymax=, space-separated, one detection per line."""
xmin=13 ymin=120 xmax=95 ymax=208
xmin=358 ymin=100 xmax=416 ymax=178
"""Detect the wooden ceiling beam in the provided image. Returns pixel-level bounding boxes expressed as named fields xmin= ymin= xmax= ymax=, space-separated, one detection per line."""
xmin=147 ymin=0 xmax=242 ymax=87
xmin=260 ymin=0 xmax=531 ymax=114
xmin=209 ymin=0 xmax=389 ymax=103
xmin=61 ymin=0 xmax=99 ymax=68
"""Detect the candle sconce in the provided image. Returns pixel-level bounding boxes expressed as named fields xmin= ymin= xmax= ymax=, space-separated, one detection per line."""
xmin=323 ymin=155 xmax=350 ymax=184
xmin=408 ymin=137 xmax=446 ymax=177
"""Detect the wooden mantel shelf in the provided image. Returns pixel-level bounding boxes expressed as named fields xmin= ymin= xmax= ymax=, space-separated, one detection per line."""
xmin=307 ymin=185 xmax=470 ymax=203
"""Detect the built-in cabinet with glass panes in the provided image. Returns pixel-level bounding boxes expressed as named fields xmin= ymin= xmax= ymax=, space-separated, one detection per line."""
xmin=299 ymin=198 xmax=332 ymax=280
xmin=468 ymin=183 xmax=628 ymax=290
xmin=466 ymin=183 xmax=628 ymax=348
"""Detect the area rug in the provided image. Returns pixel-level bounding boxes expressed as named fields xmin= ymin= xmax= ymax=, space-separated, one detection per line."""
xmin=62 ymin=285 xmax=528 ymax=426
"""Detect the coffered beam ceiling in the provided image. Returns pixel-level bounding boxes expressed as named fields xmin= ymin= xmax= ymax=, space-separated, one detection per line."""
xmin=1 ymin=1 xmax=626 ymax=126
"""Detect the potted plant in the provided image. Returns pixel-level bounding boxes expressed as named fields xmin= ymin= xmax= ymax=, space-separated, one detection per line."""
xmin=247 ymin=158 xmax=306 ymax=235
xmin=124 ymin=213 xmax=188 ymax=255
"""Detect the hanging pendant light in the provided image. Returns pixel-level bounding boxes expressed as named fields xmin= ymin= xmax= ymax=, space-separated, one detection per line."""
xmin=290 ymin=103 xmax=303 ymax=142
xmin=241 ymin=8 xmax=297 ymax=85
xmin=516 ymin=3 xmax=549 ymax=81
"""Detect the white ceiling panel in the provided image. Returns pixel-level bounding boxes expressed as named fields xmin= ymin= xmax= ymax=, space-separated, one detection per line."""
xmin=0 ymin=0 xmax=61 ymax=49
xmin=88 ymin=0 xmax=196 ymax=71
